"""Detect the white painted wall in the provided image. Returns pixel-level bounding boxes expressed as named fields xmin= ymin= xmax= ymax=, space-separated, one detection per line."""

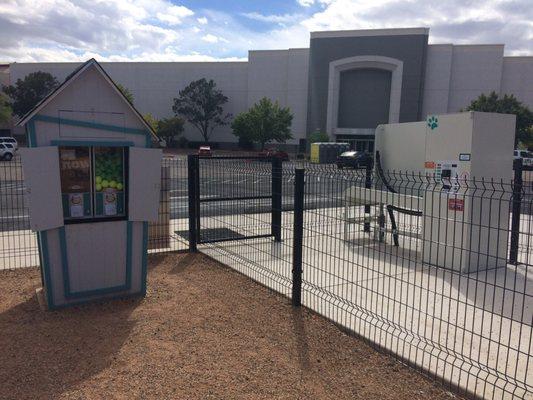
xmin=501 ymin=57 xmax=533 ymax=106
xmin=423 ymin=45 xmax=533 ymax=118
xmin=446 ymin=45 xmax=504 ymax=112
xmin=11 ymin=61 xmax=249 ymax=144
xmin=421 ymin=44 xmax=453 ymax=117
xmin=247 ymin=48 xmax=309 ymax=143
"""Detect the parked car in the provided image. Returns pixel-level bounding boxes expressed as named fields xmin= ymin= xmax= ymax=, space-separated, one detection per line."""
xmin=0 ymin=137 xmax=18 ymax=150
xmin=514 ymin=149 xmax=533 ymax=166
xmin=336 ymin=151 xmax=373 ymax=169
xmin=0 ymin=143 xmax=15 ymax=161
xmin=198 ymin=146 xmax=212 ymax=157
xmin=258 ymin=148 xmax=289 ymax=161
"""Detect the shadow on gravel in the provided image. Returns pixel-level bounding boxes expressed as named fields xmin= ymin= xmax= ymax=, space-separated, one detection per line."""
xmin=0 ymin=295 xmax=140 ymax=400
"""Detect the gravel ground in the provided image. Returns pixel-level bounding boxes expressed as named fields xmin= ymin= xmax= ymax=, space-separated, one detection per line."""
xmin=0 ymin=253 xmax=459 ymax=400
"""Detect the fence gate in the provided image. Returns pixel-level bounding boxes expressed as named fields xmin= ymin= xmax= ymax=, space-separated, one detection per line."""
xmin=187 ymin=155 xmax=282 ymax=251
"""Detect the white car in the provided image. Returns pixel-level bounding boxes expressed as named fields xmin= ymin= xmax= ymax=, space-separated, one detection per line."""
xmin=0 ymin=137 xmax=18 ymax=150
xmin=0 ymin=143 xmax=14 ymax=161
xmin=514 ymin=149 xmax=533 ymax=166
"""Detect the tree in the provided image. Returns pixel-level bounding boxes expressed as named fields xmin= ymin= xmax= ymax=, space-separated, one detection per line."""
xmin=0 ymin=93 xmax=11 ymax=125
xmin=116 ymin=83 xmax=134 ymax=104
xmin=232 ymin=98 xmax=293 ymax=150
xmin=157 ymin=117 xmax=185 ymax=148
xmin=3 ymin=71 xmax=59 ymax=118
xmin=172 ymin=78 xmax=231 ymax=142
xmin=143 ymin=113 xmax=159 ymax=132
xmin=463 ymin=91 xmax=533 ymax=146
xmin=309 ymin=130 xmax=329 ymax=143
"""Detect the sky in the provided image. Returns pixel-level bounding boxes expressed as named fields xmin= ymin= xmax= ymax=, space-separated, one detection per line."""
xmin=0 ymin=0 xmax=531 ymax=62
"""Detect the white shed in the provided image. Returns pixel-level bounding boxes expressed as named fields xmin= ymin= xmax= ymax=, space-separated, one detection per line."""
xmin=18 ymin=59 xmax=162 ymax=309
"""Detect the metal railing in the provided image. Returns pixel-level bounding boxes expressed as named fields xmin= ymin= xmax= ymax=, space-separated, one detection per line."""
xmin=186 ymin=159 xmax=532 ymax=400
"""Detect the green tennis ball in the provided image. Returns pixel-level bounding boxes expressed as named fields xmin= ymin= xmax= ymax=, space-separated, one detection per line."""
xmin=95 ymin=176 xmax=102 ymax=184
xmin=116 ymin=183 xmax=123 ymax=190
xmin=109 ymin=180 xmax=117 ymax=188
xmin=96 ymin=183 xmax=102 ymax=191
xmin=101 ymin=180 xmax=109 ymax=188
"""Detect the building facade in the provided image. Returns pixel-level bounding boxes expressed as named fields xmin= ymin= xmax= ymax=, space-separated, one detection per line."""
xmin=4 ymin=28 xmax=533 ymax=151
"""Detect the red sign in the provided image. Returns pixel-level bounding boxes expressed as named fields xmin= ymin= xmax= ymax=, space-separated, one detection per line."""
xmin=425 ymin=161 xmax=435 ymax=169
xmin=448 ymin=198 xmax=464 ymax=211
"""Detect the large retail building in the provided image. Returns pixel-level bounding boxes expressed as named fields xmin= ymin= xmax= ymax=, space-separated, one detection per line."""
xmin=2 ymin=27 xmax=533 ymax=151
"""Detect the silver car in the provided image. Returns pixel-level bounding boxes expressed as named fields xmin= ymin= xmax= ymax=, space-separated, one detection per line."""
xmin=0 ymin=143 xmax=14 ymax=161
xmin=0 ymin=137 xmax=18 ymax=150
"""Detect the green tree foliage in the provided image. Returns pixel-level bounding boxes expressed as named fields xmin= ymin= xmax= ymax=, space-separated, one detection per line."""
xmin=464 ymin=91 xmax=533 ymax=146
xmin=172 ymin=78 xmax=231 ymax=142
xmin=157 ymin=117 xmax=185 ymax=147
xmin=116 ymin=83 xmax=134 ymax=104
xmin=3 ymin=71 xmax=59 ymax=118
xmin=143 ymin=113 xmax=159 ymax=132
xmin=0 ymin=93 xmax=11 ymax=125
xmin=231 ymin=98 xmax=293 ymax=150
xmin=309 ymin=130 xmax=329 ymax=143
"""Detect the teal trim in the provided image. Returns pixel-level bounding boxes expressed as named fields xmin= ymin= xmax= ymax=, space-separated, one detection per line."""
xmin=27 ymin=119 xmax=36 ymax=148
xmin=60 ymin=222 xmax=133 ymax=299
xmin=126 ymin=221 xmax=133 ymax=289
xmin=51 ymin=140 xmax=134 ymax=147
xmin=39 ymin=231 xmax=55 ymax=309
xmin=141 ymin=222 xmax=149 ymax=296
xmin=59 ymin=227 xmax=71 ymax=295
xmin=145 ymin=130 xmax=152 ymax=148
xmin=34 ymin=114 xmax=149 ymax=136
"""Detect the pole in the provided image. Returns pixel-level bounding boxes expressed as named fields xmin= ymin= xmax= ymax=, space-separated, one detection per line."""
xmin=187 ymin=154 xmax=198 ymax=252
xmin=292 ymin=168 xmax=305 ymax=306
xmin=272 ymin=157 xmax=283 ymax=242
xmin=364 ymin=162 xmax=372 ymax=232
xmin=509 ymin=158 xmax=523 ymax=264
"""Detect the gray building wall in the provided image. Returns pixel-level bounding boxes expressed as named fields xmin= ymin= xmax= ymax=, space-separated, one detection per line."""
xmin=337 ymin=68 xmax=391 ymax=129
xmin=306 ymin=31 xmax=428 ymax=136
xmin=4 ymin=28 xmax=533 ymax=148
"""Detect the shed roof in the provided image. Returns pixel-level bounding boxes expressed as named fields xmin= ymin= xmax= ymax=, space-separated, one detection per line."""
xmin=17 ymin=58 xmax=158 ymax=140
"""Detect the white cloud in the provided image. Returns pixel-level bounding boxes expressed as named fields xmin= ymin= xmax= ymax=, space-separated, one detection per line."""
xmin=202 ymin=34 xmax=219 ymax=43
xmin=0 ymin=0 xmax=531 ymax=62
xmin=242 ymin=12 xmax=301 ymax=24
xmin=156 ymin=5 xmax=194 ymax=25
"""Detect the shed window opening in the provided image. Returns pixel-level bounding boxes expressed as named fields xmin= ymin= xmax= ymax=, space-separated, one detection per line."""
xmin=59 ymin=145 xmax=127 ymax=222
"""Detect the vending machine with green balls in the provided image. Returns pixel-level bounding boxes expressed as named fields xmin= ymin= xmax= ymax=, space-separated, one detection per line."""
xmin=59 ymin=146 xmax=128 ymax=221
xmin=18 ymin=59 xmax=162 ymax=309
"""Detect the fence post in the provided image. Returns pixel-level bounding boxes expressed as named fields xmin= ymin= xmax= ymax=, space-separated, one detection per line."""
xmin=364 ymin=162 xmax=372 ymax=232
xmin=188 ymin=154 xmax=198 ymax=252
xmin=292 ymin=168 xmax=305 ymax=306
xmin=272 ymin=157 xmax=282 ymax=242
xmin=509 ymin=158 xmax=523 ymax=264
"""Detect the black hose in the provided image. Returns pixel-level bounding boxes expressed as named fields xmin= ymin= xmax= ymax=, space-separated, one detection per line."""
xmin=375 ymin=151 xmax=397 ymax=193
xmin=375 ymin=151 xmax=422 ymax=246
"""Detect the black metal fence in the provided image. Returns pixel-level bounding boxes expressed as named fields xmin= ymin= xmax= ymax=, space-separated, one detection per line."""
xmin=1 ymin=154 xmax=532 ymax=399
xmin=186 ymin=156 xmax=532 ymax=400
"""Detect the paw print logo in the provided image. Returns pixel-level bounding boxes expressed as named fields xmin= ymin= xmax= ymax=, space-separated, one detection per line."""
xmin=427 ymin=116 xmax=439 ymax=130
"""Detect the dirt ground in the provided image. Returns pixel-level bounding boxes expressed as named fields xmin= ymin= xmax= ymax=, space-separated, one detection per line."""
xmin=0 ymin=253 xmax=459 ymax=400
